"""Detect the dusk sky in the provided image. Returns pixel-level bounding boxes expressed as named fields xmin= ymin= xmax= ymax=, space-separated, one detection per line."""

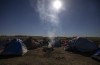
xmin=0 ymin=0 xmax=100 ymax=37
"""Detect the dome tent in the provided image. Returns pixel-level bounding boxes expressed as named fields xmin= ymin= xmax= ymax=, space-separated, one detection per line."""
xmin=91 ymin=49 xmax=100 ymax=61
xmin=54 ymin=39 xmax=61 ymax=47
xmin=24 ymin=37 xmax=40 ymax=50
xmin=1 ymin=39 xmax=28 ymax=55
xmin=64 ymin=37 xmax=98 ymax=52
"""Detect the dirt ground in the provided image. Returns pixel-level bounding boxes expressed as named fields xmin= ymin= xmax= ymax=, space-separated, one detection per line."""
xmin=0 ymin=47 xmax=100 ymax=65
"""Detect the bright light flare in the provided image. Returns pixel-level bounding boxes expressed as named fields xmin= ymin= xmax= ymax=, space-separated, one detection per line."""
xmin=52 ymin=0 xmax=62 ymax=11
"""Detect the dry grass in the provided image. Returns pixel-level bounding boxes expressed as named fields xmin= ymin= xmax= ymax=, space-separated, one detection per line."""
xmin=0 ymin=47 xmax=100 ymax=65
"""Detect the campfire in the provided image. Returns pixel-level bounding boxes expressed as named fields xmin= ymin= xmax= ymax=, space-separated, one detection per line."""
xmin=42 ymin=43 xmax=54 ymax=57
xmin=43 ymin=46 xmax=54 ymax=53
xmin=42 ymin=46 xmax=54 ymax=57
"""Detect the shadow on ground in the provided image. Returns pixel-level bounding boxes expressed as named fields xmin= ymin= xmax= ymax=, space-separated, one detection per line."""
xmin=0 ymin=55 xmax=21 ymax=59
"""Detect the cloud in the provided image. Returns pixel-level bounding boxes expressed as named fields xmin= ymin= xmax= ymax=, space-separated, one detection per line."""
xmin=36 ymin=0 xmax=59 ymax=26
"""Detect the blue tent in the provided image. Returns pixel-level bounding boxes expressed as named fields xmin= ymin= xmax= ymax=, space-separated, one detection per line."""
xmin=1 ymin=39 xmax=27 ymax=55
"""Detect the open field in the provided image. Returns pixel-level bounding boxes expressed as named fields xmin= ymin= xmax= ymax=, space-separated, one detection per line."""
xmin=0 ymin=36 xmax=100 ymax=65
xmin=0 ymin=47 xmax=100 ymax=65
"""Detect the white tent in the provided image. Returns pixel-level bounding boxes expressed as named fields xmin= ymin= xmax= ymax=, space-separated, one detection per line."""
xmin=64 ymin=37 xmax=98 ymax=52
xmin=91 ymin=49 xmax=100 ymax=61
xmin=1 ymin=39 xmax=28 ymax=55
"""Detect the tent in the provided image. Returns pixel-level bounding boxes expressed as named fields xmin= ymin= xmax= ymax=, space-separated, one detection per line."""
xmin=91 ymin=49 xmax=100 ymax=61
xmin=24 ymin=37 xmax=40 ymax=50
xmin=42 ymin=38 xmax=49 ymax=46
xmin=1 ymin=39 xmax=28 ymax=55
xmin=54 ymin=39 xmax=61 ymax=47
xmin=0 ymin=40 xmax=9 ymax=54
xmin=48 ymin=39 xmax=61 ymax=48
xmin=64 ymin=37 xmax=98 ymax=52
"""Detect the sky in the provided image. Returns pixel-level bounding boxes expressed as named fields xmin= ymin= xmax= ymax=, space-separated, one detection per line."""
xmin=0 ymin=0 xmax=100 ymax=37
